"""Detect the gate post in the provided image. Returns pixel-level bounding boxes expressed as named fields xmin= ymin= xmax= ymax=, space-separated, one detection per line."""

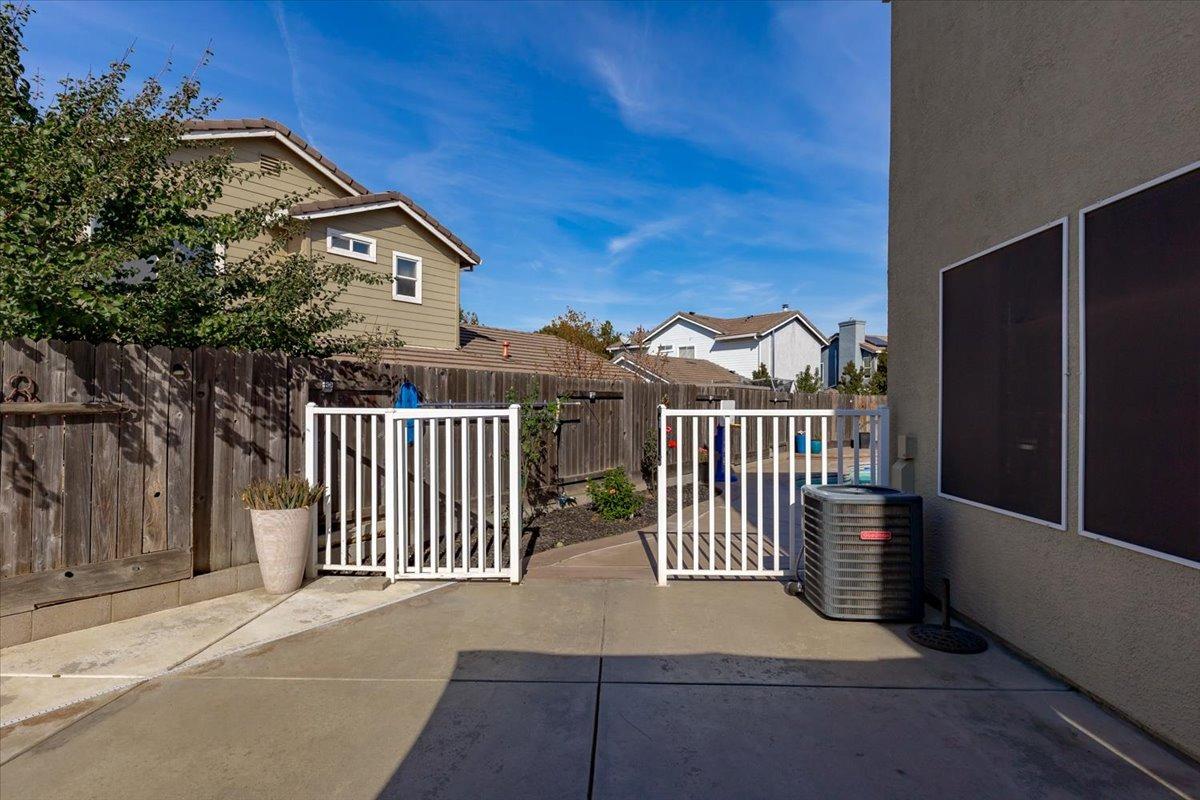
xmin=508 ymin=404 xmax=522 ymax=584
xmin=878 ymin=406 xmax=891 ymax=488
xmin=384 ymin=410 xmax=397 ymax=581
xmin=657 ymin=404 xmax=668 ymax=586
xmin=304 ymin=403 xmax=318 ymax=579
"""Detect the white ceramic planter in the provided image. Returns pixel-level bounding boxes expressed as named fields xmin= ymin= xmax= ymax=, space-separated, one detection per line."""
xmin=249 ymin=506 xmax=312 ymax=594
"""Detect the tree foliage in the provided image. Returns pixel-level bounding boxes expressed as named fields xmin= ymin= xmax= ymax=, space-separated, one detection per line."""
xmin=794 ymin=365 xmax=822 ymax=393
xmin=0 ymin=4 xmax=399 ymax=357
xmin=751 ymin=363 xmax=771 ymax=382
xmin=539 ymin=307 xmax=621 ymax=359
xmin=836 ymin=362 xmax=868 ymax=395
xmin=459 ymin=308 xmax=480 ymax=325
xmin=868 ymin=350 xmax=887 ymax=395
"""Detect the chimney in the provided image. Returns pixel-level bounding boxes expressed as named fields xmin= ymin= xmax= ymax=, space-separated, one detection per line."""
xmin=781 ymin=303 xmax=790 ymax=311
xmin=501 ymin=340 xmax=511 ymax=359
xmin=838 ymin=319 xmax=866 ymax=375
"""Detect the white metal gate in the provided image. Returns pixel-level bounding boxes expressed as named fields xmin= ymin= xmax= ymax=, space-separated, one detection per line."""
xmin=305 ymin=404 xmax=522 ymax=583
xmin=656 ymin=405 xmax=889 ymax=585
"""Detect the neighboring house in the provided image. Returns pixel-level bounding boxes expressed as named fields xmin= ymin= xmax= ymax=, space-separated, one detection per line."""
xmin=614 ymin=305 xmax=827 ymax=381
xmin=820 ymin=319 xmax=887 ymax=388
xmin=379 ymin=324 xmax=629 ymax=381
xmin=890 ymin=2 xmax=1198 ymax=760
xmin=612 ymin=353 xmax=745 ymax=385
xmin=180 ymin=119 xmax=480 ymax=351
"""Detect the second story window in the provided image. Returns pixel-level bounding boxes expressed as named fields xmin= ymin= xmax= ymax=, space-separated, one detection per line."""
xmin=678 ymin=346 xmax=695 ymax=359
xmin=326 ymin=228 xmax=376 ymax=262
xmin=393 ymin=251 xmax=422 ymax=304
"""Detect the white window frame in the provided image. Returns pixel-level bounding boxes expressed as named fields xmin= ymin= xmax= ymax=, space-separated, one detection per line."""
xmin=326 ymin=227 xmax=376 ymax=263
xmin=1078 ymin=160 xmax=1200 ymax=569
xmin=937 ymin=216 xmax=1068 ymax=531
xmin=391 ymin=250 xmax=423 ymax=304
xmin=678 ymin=346 xmax=696 ymax=359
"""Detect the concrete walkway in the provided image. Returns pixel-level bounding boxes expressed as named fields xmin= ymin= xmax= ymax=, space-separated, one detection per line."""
xmin=2 ymin=577 xmax=1196 ymax=799
xmin=0 ymin=576 xmax=447 ymax=762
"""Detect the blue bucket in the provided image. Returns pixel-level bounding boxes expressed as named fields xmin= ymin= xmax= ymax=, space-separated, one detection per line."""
xmin=794 ymin=434 xmax=823 ymax=455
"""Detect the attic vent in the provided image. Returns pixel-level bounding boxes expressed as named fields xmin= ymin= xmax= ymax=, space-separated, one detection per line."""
xmin=259 ymin=154 xmax=285 ymax=176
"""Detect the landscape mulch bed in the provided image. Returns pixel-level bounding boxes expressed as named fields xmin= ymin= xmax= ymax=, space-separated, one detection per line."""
xmin=524 ymin=484 xmax=702 ymax=554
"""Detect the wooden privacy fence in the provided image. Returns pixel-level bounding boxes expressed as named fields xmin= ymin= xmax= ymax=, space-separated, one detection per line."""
xmin=1 ymin=337 xmax=884 ymax=611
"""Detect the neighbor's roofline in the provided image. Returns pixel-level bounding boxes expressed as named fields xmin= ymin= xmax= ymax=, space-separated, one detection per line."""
xmin=647 ymin=311 xmax=828 ymax=344
xmin=181 ymin=128 xmax=364 ymax=196
xmin=292 ymin=198 xmax=481 ymax=267
xmin=612 ymin=353 xmax=666 ymax=383
xmin=644 ymin=313 xmax=724 ymax=340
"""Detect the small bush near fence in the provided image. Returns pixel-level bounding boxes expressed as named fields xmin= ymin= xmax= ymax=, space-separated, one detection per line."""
xmin=587 ymin=468 xmax=645 ymax=520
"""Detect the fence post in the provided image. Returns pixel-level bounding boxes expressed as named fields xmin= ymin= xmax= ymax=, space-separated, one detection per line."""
xmin=304 ymin=403 xmax=318 ymax=579
xmin=508 ymin=404 xmax=522 ymax=584
xmin=657 ymin=404 xmax=668 ymax=586
xmin=879 ymin=406 xmax=890 ymax=488
xmin=384 ymin=410 xmax=397 ymax=581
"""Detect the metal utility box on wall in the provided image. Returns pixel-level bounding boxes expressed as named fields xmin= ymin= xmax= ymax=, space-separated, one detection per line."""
xmin=800 ymin=485 xmax=923 ymax=621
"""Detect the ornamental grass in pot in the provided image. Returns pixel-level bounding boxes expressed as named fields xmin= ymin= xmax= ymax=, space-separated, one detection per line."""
xmin=240 ymin=477 xmax=325 ymax=594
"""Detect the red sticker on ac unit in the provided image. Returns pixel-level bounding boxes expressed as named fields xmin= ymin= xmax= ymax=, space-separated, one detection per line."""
xmin=859 ymin=530 xmax=892 ymax=542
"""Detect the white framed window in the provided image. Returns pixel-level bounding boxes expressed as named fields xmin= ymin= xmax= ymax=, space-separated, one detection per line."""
xmin=657 ymin=345 xmax=673 ymax=355
xmin=326 ymin=227 xmax=376 ymax=262
xmin=678 ymin=346 xmax=695 ymax=359
xmin=392 ymin=251 xmax=422 ymax=303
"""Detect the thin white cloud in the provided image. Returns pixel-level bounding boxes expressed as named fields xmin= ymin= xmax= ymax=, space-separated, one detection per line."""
xmin=268 ymin=1 xmax=315 ymax=144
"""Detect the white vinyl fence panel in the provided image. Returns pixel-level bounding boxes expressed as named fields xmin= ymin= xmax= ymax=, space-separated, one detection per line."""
xmin=305 ymin=404 xmax=522 ymax=583
xmin=656 ymin=405 xmax=889 ymax=585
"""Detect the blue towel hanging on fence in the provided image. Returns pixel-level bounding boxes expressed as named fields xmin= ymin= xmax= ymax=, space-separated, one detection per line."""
xmin=394 ymin=379 xmax=420 ymax=443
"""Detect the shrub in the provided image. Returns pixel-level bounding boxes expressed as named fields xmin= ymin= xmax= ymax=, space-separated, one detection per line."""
xmin=240 ymin=476 xmax=325 ymax=510
xmin=587 ymin=468 xmax=644 ymax=520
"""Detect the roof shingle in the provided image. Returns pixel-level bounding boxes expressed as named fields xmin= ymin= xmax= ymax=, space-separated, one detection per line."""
xmin=378 ymin=325 xmax=629 ymax=381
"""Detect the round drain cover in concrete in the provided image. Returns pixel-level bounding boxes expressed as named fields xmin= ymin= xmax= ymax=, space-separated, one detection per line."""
xmin=907 ymin=624 xmax=988 ymax=654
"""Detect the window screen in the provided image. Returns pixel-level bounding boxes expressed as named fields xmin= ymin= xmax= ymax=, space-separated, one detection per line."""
xmin=940 ymin=222 xmax=1064 ymax=526
xmin=1082 ymin=165 xmax=1200 ymax=564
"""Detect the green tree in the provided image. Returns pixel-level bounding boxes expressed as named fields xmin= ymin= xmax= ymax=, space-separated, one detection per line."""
xmin=0 ymin=4 xmax=399 ymax=357
xmin=836 ymin=362 xmax=867 ymax=395
xmin=751 ymin=363 xmax=771 ymax=383
xmin=794 ymin=365 xmax=821 ymax=393
xmin=867 ymin=351 xmax=887 ymax=395
xmin=459 ymin=308 xmax=480 ymax=325
xmin=539 ymin=307 xmax=621 ymax=359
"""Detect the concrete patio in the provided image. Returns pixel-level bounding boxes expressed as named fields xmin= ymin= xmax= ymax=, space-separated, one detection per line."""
xmin=2 ymin=571 xmax=1197 ymax=799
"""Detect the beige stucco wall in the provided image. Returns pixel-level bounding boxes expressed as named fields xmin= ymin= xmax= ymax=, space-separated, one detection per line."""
xmin=889 ymin=1 xmax=1200 ymax=759
xmin=308 ymin=208 xmax=461 ymax=350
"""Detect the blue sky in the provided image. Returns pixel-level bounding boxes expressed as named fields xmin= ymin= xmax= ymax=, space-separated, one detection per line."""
xmin=23 ymin=1 xmax=891 ymax=336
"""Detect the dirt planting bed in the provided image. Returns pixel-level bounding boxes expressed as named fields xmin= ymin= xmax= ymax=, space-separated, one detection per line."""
xmin=523 ymin=484 xmax=698 ymax=554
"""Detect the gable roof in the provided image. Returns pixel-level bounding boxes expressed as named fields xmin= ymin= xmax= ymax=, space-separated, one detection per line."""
xmin=613 ymin=354 xmax=745 ymax=385
xmin=182 ymin=119 xmax=481 ymax=267
xmin=378 ymin=325 xmax=629 ymax=381
xmin=291 ymin=192 xmax=481 ymax=267
xmin=647 ymin=310 xmax=827 ymax=344
xmin=182 ymin=118 xmax=369 ymax=195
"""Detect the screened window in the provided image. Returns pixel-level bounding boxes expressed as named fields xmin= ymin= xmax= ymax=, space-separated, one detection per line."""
xmin=1082 ymin=164 xmax=1199 ymax=565
xmin=678 ymin=346 xmax=696 ymax=359
xmin=392 ymin=251 xmax=422 ymax=303
xmin=326 ymin=228 xmax=376 ymax=262
xmin=939 ymin=220 xmax=1065 ymax=527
